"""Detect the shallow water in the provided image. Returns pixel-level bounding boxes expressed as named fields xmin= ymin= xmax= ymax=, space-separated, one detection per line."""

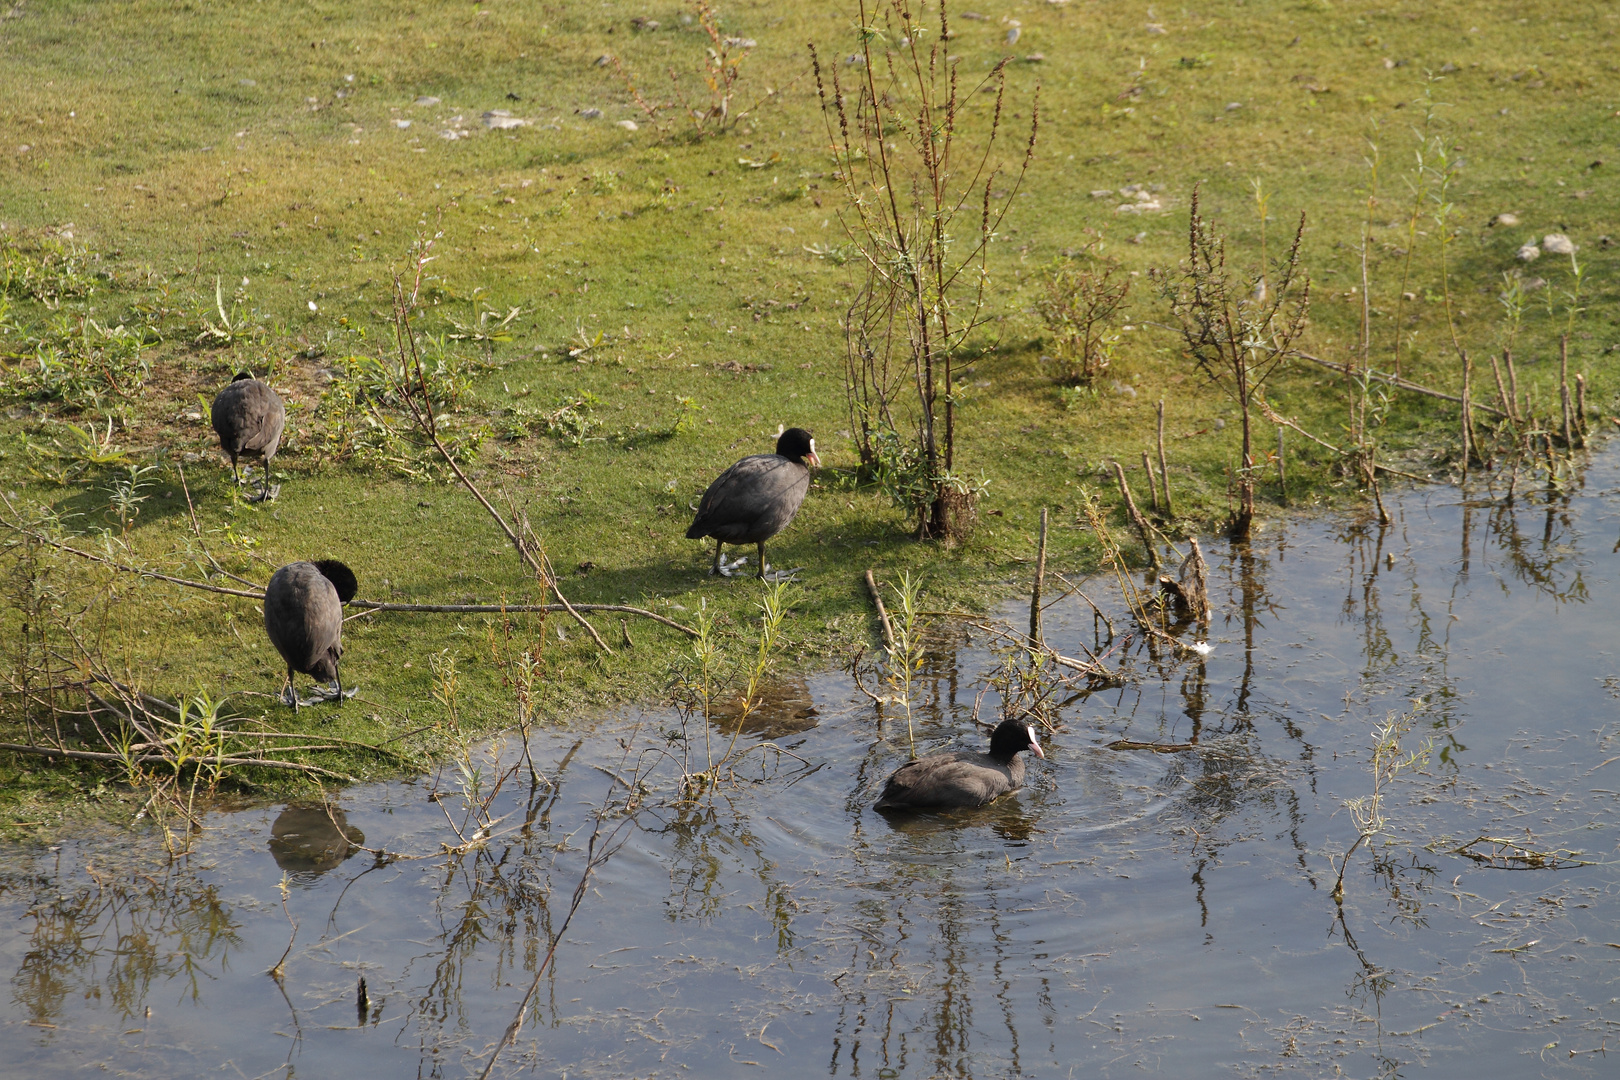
xmin=6 ymin=453 xmax=1620 ymax=1079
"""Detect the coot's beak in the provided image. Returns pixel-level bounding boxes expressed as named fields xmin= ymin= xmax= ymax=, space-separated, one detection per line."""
xmin=806 ymin=446 xmax=821 ymax=468
xmin=1028 ymin=729 xmax=1045 ymax=759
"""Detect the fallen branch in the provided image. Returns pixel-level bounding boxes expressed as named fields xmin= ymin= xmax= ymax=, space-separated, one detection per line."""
xmin=0 ymin=741 xmax=357 ymax=781
xmin=862 ymin=568 xmax=895 ymax=649
xmin=388 ymin=242 xmax=613 ymax=655
xmin=477 ymin=813 xmax=631 ymax=1079
xmin=346 ymin=599 xmax=697 ymax=637
xmin=1297 ymin=350 xmax=1506 ymax=419
xmin=0 ymin=505 xmax=694 ymax=638
xmin=1107 ymin=739 xmax=1196 ymax=753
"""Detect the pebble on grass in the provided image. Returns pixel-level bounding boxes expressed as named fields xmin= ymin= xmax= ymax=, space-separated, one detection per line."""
xmin=1542 ymin=233 xmax=1576 ymax=255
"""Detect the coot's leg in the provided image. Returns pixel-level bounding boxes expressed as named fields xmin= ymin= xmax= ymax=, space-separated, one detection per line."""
xmin=711 ymin=538 xmax=724 ymax=576
xmin=333 ymin=667 xmax=344 ymax=706
xmin=282 ymin=668 xmax=299 ymax=710
xmin=755 ymin=541 xmax=768 ymax=579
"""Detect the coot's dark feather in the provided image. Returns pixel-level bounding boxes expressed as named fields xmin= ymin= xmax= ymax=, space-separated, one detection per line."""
xmin=874 ymin=717 xmax=1045 ymax=811
xmin=687 ymin=427 xmax=819 ymax=577
xmin=211 ymin=372 xmax=285 ymax=501
xmin=263 ymin=560 xmax=356 ymax=708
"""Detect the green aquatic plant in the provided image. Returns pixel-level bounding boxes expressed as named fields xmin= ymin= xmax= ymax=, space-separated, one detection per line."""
xmin=1333 ymin=699 xmax=1435 ymax=904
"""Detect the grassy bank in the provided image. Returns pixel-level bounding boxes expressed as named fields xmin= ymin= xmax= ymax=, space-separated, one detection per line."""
xmin=2 ymin=0 xmax=1618 ymax=823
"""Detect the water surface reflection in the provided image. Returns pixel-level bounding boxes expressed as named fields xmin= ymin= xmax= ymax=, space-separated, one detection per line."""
xmin=6 ymin=455 xmax=1620 ymax=1077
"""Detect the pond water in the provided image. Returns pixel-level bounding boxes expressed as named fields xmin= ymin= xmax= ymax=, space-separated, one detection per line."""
xmin=5 ymin=450 xmax=1620 ymax=1079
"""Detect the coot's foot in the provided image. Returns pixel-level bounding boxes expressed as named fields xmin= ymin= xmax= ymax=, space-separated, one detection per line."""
xmin=303 ymin=682 xmax=357 ymax=706
xmin=716 ymin=553 xmax=750 ymax=577
xmin=761 ymin=565 xmax=804 ymax=583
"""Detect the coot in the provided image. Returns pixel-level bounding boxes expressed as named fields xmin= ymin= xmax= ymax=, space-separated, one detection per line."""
xmin=211 ymin=372 xmax=285 ymax=501
xmin=874 ymin=717 xmax=1045 ymax=811
xmin=263 ymin=560 xmax=357 ymax=709
xmin=686 ymin=427 xmax=820 ymax=578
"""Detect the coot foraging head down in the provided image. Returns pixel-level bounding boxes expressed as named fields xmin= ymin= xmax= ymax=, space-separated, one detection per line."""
xmin=211 ymin=372 xmax=286 ymax=502
xmin=686 ymin=427 xmax=820 ymax=578
xmin=874 ymin=716 xmax=1045 ymax=811
xmin=263 ymin=560 xmax=358 ymax=709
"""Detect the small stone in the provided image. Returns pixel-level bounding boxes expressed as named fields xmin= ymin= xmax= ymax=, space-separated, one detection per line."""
xmin=393 ymin=118 xmax=411 ymax=129
xmin=579 ymin=107 xmax=603 ymax=119
xmin=1542 ymin=232 xmax=1576 ymax=255
xmin=617 ymin=119 xmax=639 ymax=131
xmin=1402 ymin=291 xmax=1417 ymax=301
xmin=1516 ymin=242 xmax=1541 ymax=262
xmin=483 ymin=110 xmax=527 ymax=129
xmin=1490 ymin=212 xmax=1519 ymax=227
xmin=1006 ymin=26 xmax=1021 ymax=45
xmin=1225 ymin=101 xmax=1243 ymax=111
xmin=414 ymin=95 xmax=441 ymax=107
xmin=1214 ymin=418 xmax=1226 ymax=430
xmin=1090 ymin=189 xmax=1114 ymax=198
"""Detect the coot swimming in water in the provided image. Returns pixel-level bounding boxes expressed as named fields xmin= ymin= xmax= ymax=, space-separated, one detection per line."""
xmin=263 ymin=560 xmax=357 ymax=709
xmin=211 ymin=372 xmax=286 ymax=501
xmin=874 ymin=717 xmax=1045 ymax=811
xmin=686 ymin=427 xmax=819 ymax=578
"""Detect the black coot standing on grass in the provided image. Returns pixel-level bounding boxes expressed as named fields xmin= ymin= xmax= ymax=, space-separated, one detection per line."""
xmin=686 ymin=427 xmax=820 ymax=578
xmin=873 ymin=717 xmax=1046 ymax=811
xmin=211 ymin=372 xmax=285 ymax=501
xmin=263 ymin=560 xmax=357 ymax=709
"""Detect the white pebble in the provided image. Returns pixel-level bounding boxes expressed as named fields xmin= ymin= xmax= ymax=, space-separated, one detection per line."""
xmin=1542 ymin=232 xmax=1576 ymax=255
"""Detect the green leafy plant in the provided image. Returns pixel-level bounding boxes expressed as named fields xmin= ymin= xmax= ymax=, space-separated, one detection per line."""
xmin=1154 ymin=186 xmax=1310 ymax=540
xmin=812 ymin=0 xmax=1038 ymax=542
xmin=1333 ymin=701 xmax=1435 ymax=904
xmin=1033 ymin=246 xmax=1131 ymax=385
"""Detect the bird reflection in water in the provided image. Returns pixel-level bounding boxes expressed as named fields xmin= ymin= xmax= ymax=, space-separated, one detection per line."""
xmin=268 ymin=804 xmax=365 ymax=882
xmin=876 ymin=794 xmax=1038 ymax=842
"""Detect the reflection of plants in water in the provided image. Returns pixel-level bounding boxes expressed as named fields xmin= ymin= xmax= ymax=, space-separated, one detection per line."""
xmin=9 ymin=853 xmax=242 ymax=1025
xmin=668 ymin=581 xmax=800 ymax=800
xmin=1333 ymin=701 xmax=1434 ymax=904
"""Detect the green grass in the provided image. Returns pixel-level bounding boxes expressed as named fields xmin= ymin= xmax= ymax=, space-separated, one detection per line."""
xmin=3 ymin=0 xmax=1619 ymax=818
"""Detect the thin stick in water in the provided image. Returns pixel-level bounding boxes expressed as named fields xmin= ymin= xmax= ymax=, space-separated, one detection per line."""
xmin=1575 ymin=373 xmax=1588 ymax=447
xmin=1110 ymin=460 xmax=1161 ymax=571
xmin=1156 ymin=400 xmax=1174 ymax=518
xmin=1560 ymin=334 xmax=1574 ymax=448
xmin=1141 ymin=451 xmax=1159 ymax=514
xmin=1505 ymin=347 xmax=1522 ymax=423
xmin=1029 ymin=508 xmax=1049 ymax=647
xmin=1276 ymin=426 xmax=1287 ymax=506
